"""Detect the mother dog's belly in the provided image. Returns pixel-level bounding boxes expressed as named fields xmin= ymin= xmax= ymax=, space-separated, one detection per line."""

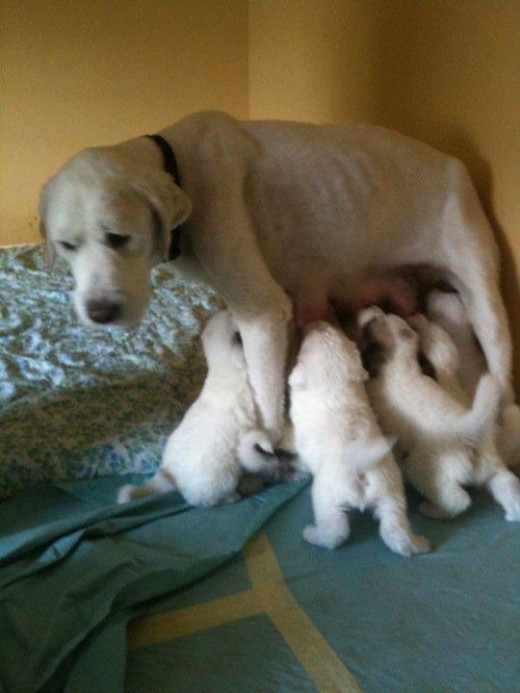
xmin=248 ymin=179 xmax=444 ymax=296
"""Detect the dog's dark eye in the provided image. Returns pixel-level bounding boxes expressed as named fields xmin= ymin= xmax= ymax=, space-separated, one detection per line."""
xmin=58 ymin=241 xmax=77 ymax=252
xmin=105 ymin=233 xmax=130 ymax=249
xmin=232 ymin=331 xmax=243 ymax=346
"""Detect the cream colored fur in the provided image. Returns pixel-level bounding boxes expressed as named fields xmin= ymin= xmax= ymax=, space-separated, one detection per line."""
xmin=361 ymin=307 xmax=520 ymax=520
xmin=118 ymin=310 xmax=279 ymax=507
xmin=40 ymin=111 xmax=513 ymax=444
xmin=288 ymin=321 xmax=430 ymax=555
xmin=426 ymin=291 xmax=520 ymax=472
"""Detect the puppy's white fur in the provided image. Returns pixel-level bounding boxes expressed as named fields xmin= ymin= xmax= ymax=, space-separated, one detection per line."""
xmin=288 ymin=321 xmax=430 ymax=555
xmin=118 ymin=310 xmax=279 ymax=507
xmin=426 ymin=291 xmax=487 ymax=399
xmin=361 ymin=307 xmax=520 ymax=520
xmin=40 ymin=112 xmax=513 ymax=444
xmin=426 ymin=291 xmax=520 ymax=471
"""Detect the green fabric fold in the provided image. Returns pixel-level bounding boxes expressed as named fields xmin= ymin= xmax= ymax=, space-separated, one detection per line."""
xmin=0 ymin=476 xmax=307 ymax=693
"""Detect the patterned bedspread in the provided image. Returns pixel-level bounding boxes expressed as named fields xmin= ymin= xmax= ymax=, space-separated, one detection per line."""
xmin=0 ymin=244 xmax=221 ymax=497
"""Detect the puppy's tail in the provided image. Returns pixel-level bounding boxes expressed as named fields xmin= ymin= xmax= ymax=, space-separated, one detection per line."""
xmin=460 ymin=373 xmax=501 ymax=441
xmin=343 ymin=436 xmax=396 ymax=471
xmin=117 ymin=468 xmax=177 ymax=504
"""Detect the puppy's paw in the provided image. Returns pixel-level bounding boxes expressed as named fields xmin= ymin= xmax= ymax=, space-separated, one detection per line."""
xmin=504 ymin=496 xmax=520 ymax=522
xmin=303 ymin=523 xmax=349 ymax=549
xmin=117 ymin=484 xmax=138 ymax=504
xmin=407 ymin=533 xmax=432 ymax=555
xmin=381 ymin=528 xmax=431 ymax=556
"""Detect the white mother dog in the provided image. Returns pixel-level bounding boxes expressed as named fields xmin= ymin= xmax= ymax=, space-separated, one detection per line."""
xmin=39 ymin=111 xmax=512 ymax=442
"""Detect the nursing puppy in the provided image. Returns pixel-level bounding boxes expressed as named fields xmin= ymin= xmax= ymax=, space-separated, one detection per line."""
xmin=39 ymin=112 xmax=513 ymax=448
xmin=360 ymin=307 xmax=520 ymax=520
xmin=118 ymin=310 xmax=281 ymax=507
xmin=426 ymin=291 xmax=520 ymax=471
xmin=288 ymin=321 xmax=430 ymax=555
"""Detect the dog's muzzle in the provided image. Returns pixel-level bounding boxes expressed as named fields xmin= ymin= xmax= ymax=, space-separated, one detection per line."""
xmin=86 ymin=298 xmax=122 ymax=324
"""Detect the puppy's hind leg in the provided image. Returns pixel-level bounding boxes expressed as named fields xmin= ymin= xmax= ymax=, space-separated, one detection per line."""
xmin=117 ymin=468 xmax=177 ymax=504
xmin=419 ymin=484 xmax=472 ymax=520
xmin=375 ymin=498 xmax=431 ymax=556
xmin=486 ymin=467 xmax=520 ymax=522
xmin=406 ymin=451 xmax=472 ymax=519
xmin=303 ymin=471 xmax=350 ymax=549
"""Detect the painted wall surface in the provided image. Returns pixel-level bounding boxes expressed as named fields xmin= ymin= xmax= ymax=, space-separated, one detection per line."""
xmin=249 ymin=0 xmax=520 ymax=389
xmin=1 ymin=0 xmax=248 ymax=245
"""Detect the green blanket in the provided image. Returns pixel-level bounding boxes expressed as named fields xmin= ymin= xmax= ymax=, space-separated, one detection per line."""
xmin=1 ymin=245 xmax=519 ymax=693
xmin=0 ymin=475 xmax=307 ymax=692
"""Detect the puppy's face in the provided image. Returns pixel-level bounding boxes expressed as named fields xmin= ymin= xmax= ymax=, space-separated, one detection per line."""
xmin=39 ymin=148 xmax=192 ymax=328
xmin=289 ymin=321 xmax=367 ymax=391
xmin=358 ymin=309 xmax=418 ymax=374
xmin=201 ymin=310 xmax=245 ymax=370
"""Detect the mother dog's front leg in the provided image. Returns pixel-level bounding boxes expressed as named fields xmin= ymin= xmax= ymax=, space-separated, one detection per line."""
xmin=192 ymin=210 xmax=293 ymax=438
xmin=233 ymin=295 xmax=293 ymax=439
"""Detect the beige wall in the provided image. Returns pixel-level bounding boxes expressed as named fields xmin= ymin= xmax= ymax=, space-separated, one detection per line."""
xmin=249 ymin=0 xmax=520 ymax=390
xmin=1 ymin=0 xmax=248 ymax=245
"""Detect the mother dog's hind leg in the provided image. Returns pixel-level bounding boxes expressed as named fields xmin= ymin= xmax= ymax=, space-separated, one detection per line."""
xmin=440 ymin=161 xmax=513 ymax=400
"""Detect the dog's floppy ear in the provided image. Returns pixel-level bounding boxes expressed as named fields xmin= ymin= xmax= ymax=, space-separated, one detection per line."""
xmin=288 ymin=362 xmax=307 ymax=390
xmin=38 ymin=186 xmax=56 ymax=269
xmin=130 ymin=170 xmax=192 ymax=261
xmin=38 ymin=219 xmax=56 ymax=268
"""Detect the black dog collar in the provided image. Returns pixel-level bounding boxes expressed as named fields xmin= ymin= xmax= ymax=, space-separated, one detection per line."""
xmin=146 ymin=133 xmax=183 ymax=261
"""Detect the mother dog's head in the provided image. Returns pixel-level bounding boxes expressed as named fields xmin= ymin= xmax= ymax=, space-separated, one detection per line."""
xmin=39 ymin=147 xmax=192 ymax=327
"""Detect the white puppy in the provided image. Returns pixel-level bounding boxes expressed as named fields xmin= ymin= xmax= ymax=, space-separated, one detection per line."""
xmin=360 ymin=307 xmax=520 ymax=520
xmin=118 ymin=310 xmax=281 ymax=507
xmin=426 ymin=290 xmax=487 ymax=399
xmin=426 ymin=290 xmax=520 ymax=471
xmin=288 ymin=321 xmax=430 ymax=555
xmin=40 ymin=112 xmax=513 ymax=447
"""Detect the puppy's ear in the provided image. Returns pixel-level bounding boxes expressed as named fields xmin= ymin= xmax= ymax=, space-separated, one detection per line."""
xmin=288 ymin=362 xmax=307 ymax=390
xmin=130 ymin=171 xmax=192 ymax=261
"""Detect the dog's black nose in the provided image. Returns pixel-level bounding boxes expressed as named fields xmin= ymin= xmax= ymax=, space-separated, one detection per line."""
xmin=86 ymin=299 xmax=122 ymax=324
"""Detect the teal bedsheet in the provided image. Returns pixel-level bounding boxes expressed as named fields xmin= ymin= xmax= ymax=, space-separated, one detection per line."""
xmin=0 ymin=475 xmax=307 ymax=692
xmin=1 ymin=244 xmax=519 ymax=693
xmin=0 ymin=245 xmax=220 ymax=498
xmin=1 ymin=477 xmax=518 ymax=693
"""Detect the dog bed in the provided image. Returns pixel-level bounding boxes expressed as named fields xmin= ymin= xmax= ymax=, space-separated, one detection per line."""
xmin=1 ymin=245 xmax=519 ymax=693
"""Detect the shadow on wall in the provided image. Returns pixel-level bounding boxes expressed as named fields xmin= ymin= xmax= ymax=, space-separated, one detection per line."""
xmin=364 ymin=1 xmax=520 ymax=392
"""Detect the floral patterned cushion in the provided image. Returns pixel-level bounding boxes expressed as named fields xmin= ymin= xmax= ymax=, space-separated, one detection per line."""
xmin=0 ymin=245 xmax=221 ymax=498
